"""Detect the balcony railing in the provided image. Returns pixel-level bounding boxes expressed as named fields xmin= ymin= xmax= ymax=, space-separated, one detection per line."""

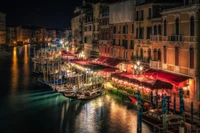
xmin=150 ymin=60 xmax=161 ymax=69
xmin=99 ymin=25 xmax=109 ymax=29
xmin=100 ymin=13 xmax=109 ymax=18
xmin=150 ymin=35 xmax=162 ymax=42
xmin=168 ymin=35 xmax=183 ymax=42
xmin=99 ymin=40 xmax=110 ymax=45
xmin=183 ymin=36 xmax=197 ymax=42
xmin=162 ymin=36 xmax=168 ymax=41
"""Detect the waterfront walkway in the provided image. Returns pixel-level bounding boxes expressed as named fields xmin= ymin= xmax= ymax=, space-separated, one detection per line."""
xmin=104 ymin=82 xmax=200 ymax=132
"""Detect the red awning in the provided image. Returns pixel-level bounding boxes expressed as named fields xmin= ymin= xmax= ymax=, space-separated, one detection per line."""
xmin=111 ymin=72 xmax=173 ymax=89
xmin=141 ymin=79 xmax=173 ymax=90
xmin=145 ymin=69 xmax=190 ymax=86
xmin=96 ymin=57 xmax=123 ymax=66
xmin=97 ymin=56 xmax=108 ymax=62
xmin=103 ymin=67 xmax=119 ymax=72
xmin=71 ymin=59 xmax=94 ymax=66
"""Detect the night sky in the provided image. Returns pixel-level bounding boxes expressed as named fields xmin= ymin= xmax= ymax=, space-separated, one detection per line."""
xmin=0 ymin=0 xmax=83 ymax=29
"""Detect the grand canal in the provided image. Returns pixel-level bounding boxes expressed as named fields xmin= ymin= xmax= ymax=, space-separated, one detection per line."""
xmin=0 ymin=45 xmax=151 ymax=133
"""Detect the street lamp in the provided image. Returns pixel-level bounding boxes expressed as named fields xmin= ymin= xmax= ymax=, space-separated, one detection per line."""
xmin=133 ymin=60 xmax=143 ymax=77
xmin=80 ymin=51 xmax=84 ymax=60
xmin=86 ymin=68 xmax=90 ymax=84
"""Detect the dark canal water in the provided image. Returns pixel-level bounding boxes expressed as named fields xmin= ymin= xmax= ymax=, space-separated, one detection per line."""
xmin=0 ymin=46 xmax=151 ymax=133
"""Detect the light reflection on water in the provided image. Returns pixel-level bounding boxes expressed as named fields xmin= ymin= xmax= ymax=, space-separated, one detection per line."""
xmin=11 ymin=47 xmax=18 ymax=93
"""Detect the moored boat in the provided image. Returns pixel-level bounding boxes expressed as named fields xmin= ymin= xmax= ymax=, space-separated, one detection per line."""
xmin=77 ymin=88 xmax=105 ymax=100
xmin=63 ymin=91 xmax=78 ymax=98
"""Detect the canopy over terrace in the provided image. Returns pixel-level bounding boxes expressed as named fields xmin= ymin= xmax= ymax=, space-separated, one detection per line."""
xmin=144 ymin=69 xmax=191 ymax=87
xmin=71 ymin=59 xmax=119 ymax=73
xmin=95 ymin=56 xmax=123 ymax=67
xmin=111 ymin=72 xmax=173 ymax=90
xmin=60 ymin=49 xmax=76 ymax=60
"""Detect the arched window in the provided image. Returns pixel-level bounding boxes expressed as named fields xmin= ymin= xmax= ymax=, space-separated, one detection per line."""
xmin=164 ymin=20 xmax=167 ymax=36
xmin=158 ymin=25 xmax=162 ymax=35
xmin=136 ymin=48 xmax=139 ymax=59
xmin=190 ymin=16 xmax=194 ymax=36
xmin=113 ymin=26 xmax=116 ymax=34
xmin=158 ymin=49 xmax=161 ymax=61
xmin=153 ymin=49 xmax=157 ymax=61
xmin=140 ymin=48 xmax=143 ymax=60
xmin=148 ymin=48 xmax=151 ymax=62
xmin=189 ymin=47 xmax=194 ymax=69
xmin=175 ymin=18 xmax=179 ymax=35
xmin=163 ymin=46 xmax=167 ymax=63
xmin=175 ymin=47 xmax=179 ymax=66
xmin=154 ymin=25 xmax=157 ymax=35
xmin=136 ymin=28 xmax=138 ymax=38
xmin=126 ymin=24 xmax=128 ymax=34
xmin=123 ymin=25 xmax=125 ymax=34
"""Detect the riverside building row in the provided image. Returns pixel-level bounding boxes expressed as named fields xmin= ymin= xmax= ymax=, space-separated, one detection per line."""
xmin=71 ymin=0 xmax=200 ymax=101
xmin=0 ymin=11 xmax=71 ymax=47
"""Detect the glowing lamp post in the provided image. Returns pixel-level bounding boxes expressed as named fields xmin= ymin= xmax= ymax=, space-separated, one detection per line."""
xmin=60 ymin=40 xmax=63 ymax=48
xmin=86 ymin=68 xmax=90 ymax=84
xmin=134 ymin=61 xmax=143 ymax=77
xmin=80 ymin=51 xmax=84 ymax=60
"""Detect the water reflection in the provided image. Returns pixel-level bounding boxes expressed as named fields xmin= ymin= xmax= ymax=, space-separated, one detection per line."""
xmin=11 ymin=47 xmax=18 ymax=94
xmin=23 ymin=45 xmax=29 ymax=88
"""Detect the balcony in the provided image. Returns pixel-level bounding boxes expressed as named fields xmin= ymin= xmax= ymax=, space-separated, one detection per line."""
xmin=150 ymin=60 xmax=161 ymax=69
xmin=168 ymin=35 xmax=183 ymax=42
xmin=188 ymin=68 xmax=196 ymax=77
xmin=150 ymin=35 xmax=162 ymax=42
xmin=99 ymin=25 xmax=109 ymax=29
xmin=92 ymin=40 xmax=98 ymax=44
xmin=99 ymin=40 xmax=110 ymax=45
xmin=162 ymin=36 xmax=168 ymax=41
xmin=100 ymin=13 xmax=109 ymax=18
xmin=183 ymin=36 xmax=197 ymax=42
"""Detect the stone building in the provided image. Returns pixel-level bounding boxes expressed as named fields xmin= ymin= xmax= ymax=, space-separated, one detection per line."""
xmin=158 ymin=0 xmax=200 ymax=100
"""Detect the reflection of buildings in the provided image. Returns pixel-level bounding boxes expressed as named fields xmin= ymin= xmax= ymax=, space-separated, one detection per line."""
xmin=0 ymin=12 xmax=6 ymax=45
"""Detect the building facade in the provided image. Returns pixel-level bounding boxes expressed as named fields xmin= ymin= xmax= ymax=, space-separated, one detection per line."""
xmin=0 ymin=12 xmax=6 ymax=45
xmin=159 ymin=0 xmax=200 ymax=100
xmin=7 ymin=27 xmax=17 ymax=46
xmin=71 ymin=7 xmax=85 ymax=53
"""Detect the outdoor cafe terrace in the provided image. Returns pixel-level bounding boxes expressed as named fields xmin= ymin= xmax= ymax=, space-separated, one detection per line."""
xmin=111 ymin=72 xmax=173 ymax=91
xmin=71 ymin=59 xmax=119 ymax=74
